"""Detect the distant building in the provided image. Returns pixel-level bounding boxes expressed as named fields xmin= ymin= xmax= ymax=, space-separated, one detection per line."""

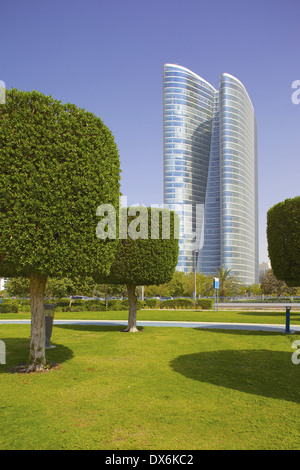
xmin=0 ymin=278 xmax=6 ymax=291
xmin=259 ymin=261 xmax=270 ymax=281
xmin=163 ymin=64 xmax=258 ymax=285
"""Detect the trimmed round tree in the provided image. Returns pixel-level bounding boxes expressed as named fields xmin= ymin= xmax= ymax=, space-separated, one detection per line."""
xmin=0 ymin=88 xmax=120 ymax=370
xmin=267 ymin=196 xmax=300 ymax=287
xmin=99 ymin=206 xmax=179 ymax=331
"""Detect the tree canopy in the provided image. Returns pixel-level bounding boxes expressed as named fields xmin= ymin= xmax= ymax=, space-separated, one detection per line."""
xmin=0 ymin=89 xmax=120 ymax=280
xmin=0 ymin=88 xmax=121 ymax=369
xmin=99 ymin=207 xmax=179 ymax=331
xmin=267 ymin=196 xmax=300 ymax=287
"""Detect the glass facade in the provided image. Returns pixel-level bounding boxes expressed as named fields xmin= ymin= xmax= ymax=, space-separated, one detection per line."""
xmin=163 ymin=65 xmax=258 ymax=285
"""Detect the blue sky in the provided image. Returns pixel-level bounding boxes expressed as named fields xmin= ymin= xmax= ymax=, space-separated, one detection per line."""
xmin=1 ymin=0 xmax=299 ymax=264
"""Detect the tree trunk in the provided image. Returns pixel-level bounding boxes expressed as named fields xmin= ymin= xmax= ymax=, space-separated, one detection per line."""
xmin=123 ymin=283 xmax=139 ymax=332
xmin=28 ymin=273 xmax=47 ymax=372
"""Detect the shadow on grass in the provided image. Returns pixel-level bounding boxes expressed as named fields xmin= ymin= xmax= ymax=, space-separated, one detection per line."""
xmin=170 ymin=348 xmax=300 ymax=403
xmin=193 ymin=327 xmax=292 ymax=337
xmin=236 ymin=310 xmax=300 ymax=319
xmin=0 ymin=337 xmax=74 ymax=374
xmin=54 ymin=324 xmax=145 ymax=333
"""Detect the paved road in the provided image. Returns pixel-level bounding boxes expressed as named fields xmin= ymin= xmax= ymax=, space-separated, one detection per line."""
xmin=1 ymin=319 xmax=299 ymax=333
xmin=216 ymin=303 xmax=300 ymax=310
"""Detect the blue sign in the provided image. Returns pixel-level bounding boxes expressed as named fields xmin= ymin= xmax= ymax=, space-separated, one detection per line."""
xmin=213 ymin=278 xmax=219 ymax=289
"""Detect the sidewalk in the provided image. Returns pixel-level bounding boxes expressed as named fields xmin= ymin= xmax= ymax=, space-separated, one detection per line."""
xmin=1 ymin=318 xmax=299 ymax=333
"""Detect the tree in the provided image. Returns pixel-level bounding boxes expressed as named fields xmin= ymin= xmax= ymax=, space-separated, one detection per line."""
xmin=215 ymin=266 xmax=240 ymax=299
xmin=267 ymin=196 xmax=300 ymax=287
xmin=98 ymin=283 xmax=127 ymax=307
xmin=248 ymin=283 xmax=262 ymax=298
xmin=168 ymin=271 xmax=188 ymax=297
xmin=45 ymin=277 xmax=74 ymax=300
xmin=185 ymin=271 xmax=214 ymax=298
xmin=144 ymin=283 xmax=171 ymax=298
xmin=260 ymin=269 xmax=298 ymax=297
xmin=100 ymin=207 xmax=179 ymax=331
xmin=0 ymin=89 xmax=120 ymax=370
xmin=5 ymin=277 xmax=30 ymax=298
xmin=260 ymin=269 xmax=286 ymax=296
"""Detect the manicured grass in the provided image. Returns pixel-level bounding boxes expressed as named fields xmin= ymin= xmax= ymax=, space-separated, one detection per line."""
xmin=1 ymin=308 xmax=300 ymax=325
xmin=0 ymin=323 xmax=300 ymax=449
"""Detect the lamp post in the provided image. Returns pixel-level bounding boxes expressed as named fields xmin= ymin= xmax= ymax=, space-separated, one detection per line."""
xmin=194 ymin=250 xmax=199 ymax=302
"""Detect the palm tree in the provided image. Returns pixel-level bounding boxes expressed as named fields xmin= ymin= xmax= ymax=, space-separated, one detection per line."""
xmin=215 ymin=266 xmax=239 ymax=300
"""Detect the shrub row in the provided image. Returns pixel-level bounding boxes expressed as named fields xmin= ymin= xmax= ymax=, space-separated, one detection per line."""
xmin=0 ymin=301 xmax=19 ymax=313
xmin=158 ymin=298 xmax=214 ymax=310
xmin=58 ymin=298 xmax=214 ymax=311
xmin=5 ymin=297 xmax=214 ymax=313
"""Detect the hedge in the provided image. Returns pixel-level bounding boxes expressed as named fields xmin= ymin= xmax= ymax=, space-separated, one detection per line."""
xmin=144 ymin=299 xmax=161 ymax=309
xmin=13 ymin=297 xmax=215 ymax=313
xmin=267 ymin=196 xmax=300 ymax=287
xmin=121 ymin=299 xmax=145 ymax=310
xmin=160 ymin=298 xmax=197 ymax=309
xmin=0 ymin=302 xmax=19 ymax=313
xmin=197 ymin=299 xmax=214 ymax=309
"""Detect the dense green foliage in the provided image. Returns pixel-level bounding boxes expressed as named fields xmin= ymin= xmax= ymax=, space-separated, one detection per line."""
xmin=160 ymin=298 xmax=196 ymax=309
xmin=260 ymin=269 xmax=298 ymax=296
xmin=197 ymin=299 xmax=214 ymax=309
xmin=159 ymin=298 xmax=214 ymax=310
xmin=267 ymin=197 xmax=300 ymax=287
xmin=0 ymin=301 xmax=18 ymax=313
xmin=144 ymin=298 xmax=161 ymax=309
xmin=145 ymin=269 xmax=243 ymax=299
xmin=0 ymin=88 xmax=120 ymax=280
xmin=102 ymin=207 xmax=179 ymax=286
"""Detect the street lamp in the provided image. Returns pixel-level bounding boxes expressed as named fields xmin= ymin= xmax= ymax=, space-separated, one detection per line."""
xmin=194 ymin=250 xmax=199 ymax=302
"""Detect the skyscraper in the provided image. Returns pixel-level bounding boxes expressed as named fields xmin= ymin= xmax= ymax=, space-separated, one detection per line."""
xmin=163 ymin=64 xmax=258 ymax=285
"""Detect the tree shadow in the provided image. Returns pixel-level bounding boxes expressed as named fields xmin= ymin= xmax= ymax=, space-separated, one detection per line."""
xmin=236 ymin=310 xmax=300 ymax=320
xmin=193 ymin=327 xmax=293 ymax=336
xmin=0 ymin=337 xmax=74 ymax=374
xmin=170 ymin=348 xmax=300 ymax=403
xmin=54 ymin=324 xmax=144 ymax=333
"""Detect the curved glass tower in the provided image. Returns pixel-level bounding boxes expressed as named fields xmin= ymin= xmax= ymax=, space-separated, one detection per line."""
xmin=163 ymin=64 xmax=258 ymax=285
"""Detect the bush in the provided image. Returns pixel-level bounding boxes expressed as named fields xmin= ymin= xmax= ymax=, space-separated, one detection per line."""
xmin=107 ymin=299 xmax=127 ymax=311
xmin=267 ymin=196 xmax=300 ymax=287
xmin=81 ymin=300 xmax=106 ymax=311
xmin=62 ymin=306 xmax=86 ymax=312
xmin=160 ymin=298 xmax=196 ymax=309
xmin=19 ymin=299 xmax=31 ymax=306
xmin=0 ymin=302 xmax=18 ymax=313
xmin=144 ymin=299 xmax=161 ymax=309
xmin=197 ymin=299 xmax=214 ymax=310
xmin=55 ymin=300 xmax=71 ymax=308
xmin=18 ymin=305 xmax=31 ymax=312
xmin=122 ymin=299 xmax=145 ymax=310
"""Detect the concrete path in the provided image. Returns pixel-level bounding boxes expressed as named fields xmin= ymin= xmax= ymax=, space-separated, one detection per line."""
xmin=1 ymin=319 xmax=299 ymax=333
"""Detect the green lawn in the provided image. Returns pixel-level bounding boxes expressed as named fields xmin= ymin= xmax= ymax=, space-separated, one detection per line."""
xmin=1 ymin=308 xmax=300 ymax=325
xmin=0 ymin=322 xmax=300 ymax=449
